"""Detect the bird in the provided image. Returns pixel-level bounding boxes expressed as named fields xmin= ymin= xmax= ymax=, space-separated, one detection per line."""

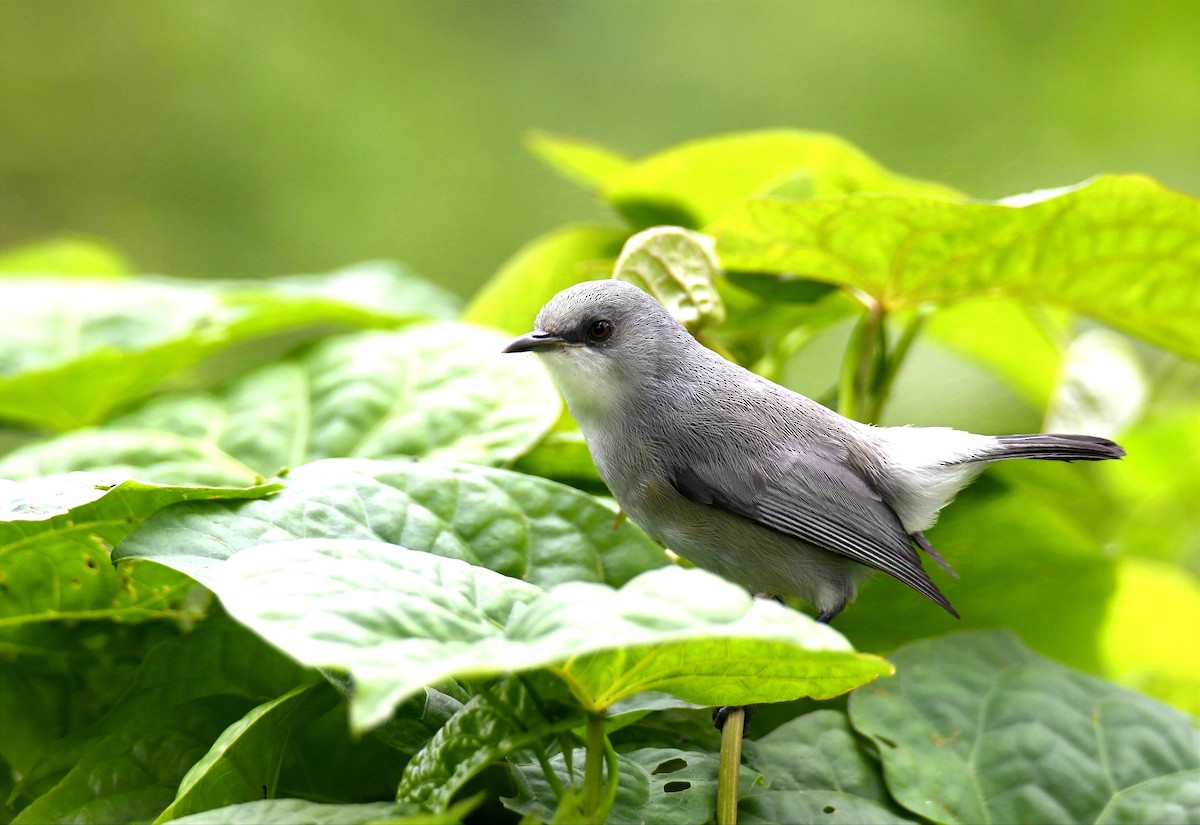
xmin=504 ymin=279 xmax=1125 ymax=624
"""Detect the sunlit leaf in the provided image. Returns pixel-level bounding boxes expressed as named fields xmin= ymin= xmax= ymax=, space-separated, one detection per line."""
xmin=715 ymin=175 xmax=1200 ymax=361
xmin=603 ymin=129 xmax=960 ymax=228
xmin=525 ymin=130 xmax=632 ymax=190
xmin=464 ymin=224 xmax=627 ymax=335
xmin=116 ymin=459 xmax=663 ymax=589
xmin=613 ymin=226 xmax=725 ymax=332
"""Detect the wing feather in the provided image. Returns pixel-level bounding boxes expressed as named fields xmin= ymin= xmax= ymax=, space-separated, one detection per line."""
xmin=673 ymin=444 xmax=957 ymax=616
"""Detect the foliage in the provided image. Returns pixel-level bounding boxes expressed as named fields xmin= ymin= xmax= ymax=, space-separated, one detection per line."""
xmin=1 ymin=130 xmax=1197 ymax=824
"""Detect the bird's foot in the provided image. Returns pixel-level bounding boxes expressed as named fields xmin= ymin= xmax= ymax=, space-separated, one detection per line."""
xmin=712 ymin=703 xmax=755 ymax=737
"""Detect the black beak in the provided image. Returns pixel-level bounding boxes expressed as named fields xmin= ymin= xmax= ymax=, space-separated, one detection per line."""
xmin=503 ymin=330 xmax=568 ymax=353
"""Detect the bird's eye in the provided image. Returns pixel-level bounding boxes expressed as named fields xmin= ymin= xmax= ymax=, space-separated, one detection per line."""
xmin=588 ymin=319 xmax=613 ymax=342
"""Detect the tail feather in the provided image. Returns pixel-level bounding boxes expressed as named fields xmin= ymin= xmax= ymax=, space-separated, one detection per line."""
xmin=978 ymin=433 xmax=1125 ymax=463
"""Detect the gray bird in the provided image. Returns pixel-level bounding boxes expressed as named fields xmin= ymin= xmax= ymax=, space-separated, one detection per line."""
xmin=504 ymin=279 xmax=1124 ymax=623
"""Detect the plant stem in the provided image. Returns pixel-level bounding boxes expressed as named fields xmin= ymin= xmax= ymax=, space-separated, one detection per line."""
xmin=582 ymin=714 xmax=606 ymax=823
xmin=716 ymin=707 xmax=744 ymax=825
xmin=864 ymin=307 xmax=928 ymax=424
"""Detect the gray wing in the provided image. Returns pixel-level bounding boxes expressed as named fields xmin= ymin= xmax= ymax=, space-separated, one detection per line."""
xmin=672 ymin=442 xmax=957 ymax=617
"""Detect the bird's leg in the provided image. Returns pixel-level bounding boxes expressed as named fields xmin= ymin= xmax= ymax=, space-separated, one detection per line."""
xmin=711 ymin=593 xmax=787 ymax=736
xmin=815 ymin=605 xmax=843 ymax=624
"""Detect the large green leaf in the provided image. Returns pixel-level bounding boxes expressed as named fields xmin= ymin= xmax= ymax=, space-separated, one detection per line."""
xmin=124 ymin=526 xmax=889 ymax=730
xmin=714 ymin=175 xmax=1200 ymax=361
xmin=848 ymin=631 xmax=1200 ymax=825
xmin=115 ymin=323 xmax=560 ymax=472
xmin=600 ymin=129 xmax=961 ymax=229
xmin=744 ymin=710 xmax=891 ymax=804
xmin=12 ymin=618 xmax=311 ymax=825
xmin=117 ymin=459 xmax=664 ymax=589
xmin=738 ymin=791 xmax=917 ymax=825
xmin=154 ymin=681 xmax=340 ymax=824
xmin=463 ymin=224 xmax=627 ymax=335
xmin=0 ymin=473 xmax=278 ymax=652
xmin=161 ymin=799 xmax=474 ymax=825
xmin=0 ymin=263 xmax=454 ymax=431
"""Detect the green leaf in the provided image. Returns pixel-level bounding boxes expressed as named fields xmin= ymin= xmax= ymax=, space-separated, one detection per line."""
xmin=745 ymin=710 xmax=891 ymax=803
xmin=126 ymin=525 xmax=888 ymax=730
xmin=116 ymin=458 xmax=664 ymax=589
xmin=602 ymin=129 xmax=960 ymax=229
xmin=0 ymin=235 xmax=132 ymax=276
xmin=1094 ymin=773 xmax=1200 ymax=825
xmin=714 ymin=175 xmax=1200 ymax=361
xmin=154 ymin=681 xmax=340 ymax=824
xmin=0 ymin=264 xmax=449 ymax=431
xmin=120 ymin=323 xmax=560 ymax=472
xmin=0 ymin=473 xmax=277 ymax=650
xmin=12 ymin=617 xmax=311 ymax=815
xmin=397 ymin=677 xmax=584 ymax=812
xmin=463 ymin=224 xmax=627 ymax=335
xmin=505 ymin=746 xmax=758 ymax=825
xmin=525 ymin=131 xmax=632 ymax=190
xmin=511 ymin=409 xmax=605 ymax=491
xmin=848 ymin=631 xmax=1200 ymax=825
xmin=613 ymin=226 xmax=725 ymax=332
xmin=738 ymin=791 xmax=918 ymax=825
xmin=0 ymin=428 xmax=264 ymax=487
xmin=161 ymin=799 xmax=467 ymax=825
xmin=12 ymin=695 xmax=255 ymax=825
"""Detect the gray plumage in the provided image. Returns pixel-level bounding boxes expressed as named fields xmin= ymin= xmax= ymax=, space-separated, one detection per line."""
xmin=504 ymin=280 xmax=1125 ymax=621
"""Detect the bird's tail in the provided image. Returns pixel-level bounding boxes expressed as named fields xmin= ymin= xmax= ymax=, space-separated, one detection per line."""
xmin=973 ymin=433 xmax=1125 ymax=463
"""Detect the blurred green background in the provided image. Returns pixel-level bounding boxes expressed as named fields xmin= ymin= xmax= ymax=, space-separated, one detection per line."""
xmin=2 ymin=0 xmax=1198 ymax=295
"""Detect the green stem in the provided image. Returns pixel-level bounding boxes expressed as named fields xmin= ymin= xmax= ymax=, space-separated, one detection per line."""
xmin=839 ymin=299 xmax=885 ymax=422
xmin=582 ymin=714 xmax=606 ymax=823
xmin=863 ymin=307 xmax=928 ymax=424
xmin=716 ymin=707 xmax=744 ymax=825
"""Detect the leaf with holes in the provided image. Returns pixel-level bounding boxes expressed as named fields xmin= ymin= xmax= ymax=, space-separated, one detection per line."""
xmin=0 ymin=473 xmax=278 ymax=653
xmin=848 ymin=631 xmax=1200 ymax=825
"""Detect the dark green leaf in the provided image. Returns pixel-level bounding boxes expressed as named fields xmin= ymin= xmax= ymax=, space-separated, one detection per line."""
xmin=848 ymin=631 xmax=1200 ymax=825
xmin=739 ymin=791 xmax=918 ymax=825
xmin=397 ymin=677 xmax=584 ymax=812
xmin=154 ymin=681 xmax=340 ymax=823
